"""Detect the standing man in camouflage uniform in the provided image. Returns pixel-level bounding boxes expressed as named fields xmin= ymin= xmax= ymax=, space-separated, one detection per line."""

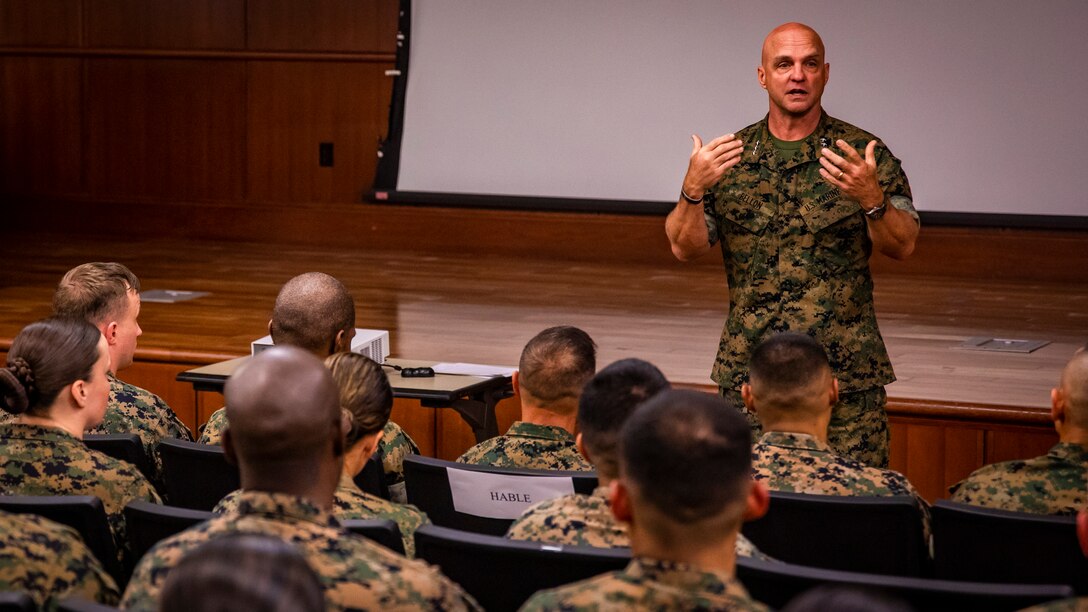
xmin=51 ymin=262 xmax=193 ymax=465
xmin=198 ymin=271 xmax=420 ymax=502
xmin=522 ymin=389 xmax=770 ymax=611
xmin=665 ymin=22 xmax=920 ymax=467
xmin=0 ymin=509 xmax=120 ymax=609
xmin=745 ymin=333 xmax=930 ymax=543
xmin=123 ymin=347 xmax=478 ymax=611
xmin=457 ymin=326 xmax=595 ymax=471
xmin=949 ymin=348 xmax=1088 ymax=515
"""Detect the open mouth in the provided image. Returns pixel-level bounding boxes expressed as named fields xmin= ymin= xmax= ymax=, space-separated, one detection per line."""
xmin=787 ymin=89 xmax=808 ymax=96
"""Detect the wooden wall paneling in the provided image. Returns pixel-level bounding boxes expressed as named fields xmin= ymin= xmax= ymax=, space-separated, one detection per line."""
xmin=985 ymin=426 xmax=1058 ymax=465
xmin=888 ymin=418 xmax=985 ymax=503
xmin=390 ymin=398 xmax=437 ymax=458
xmin=83 ymin=0 xmax=245 ymax=50
xmin=117 ymin=361 xmax=199 ymax=434
xmin=0 ymin=0 xmax=81 ymax=47
xmin=247 ymin=61 xmax=393 ymax=203
xmin=85 ymin=59 xmax=246 ymax=202
xmin=194 ymin=389 xmax=225 ymax=434
xmin=0 ymin=57 xmax=82 ymax=195
xmin=247 ymin=0 xmax=399 ymax=52
xmin=435 ymin=396 xmax=521 ymax=462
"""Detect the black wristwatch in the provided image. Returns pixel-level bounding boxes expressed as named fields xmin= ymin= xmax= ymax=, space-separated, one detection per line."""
xmin=864 ymin=198 xmax=888 ymax=220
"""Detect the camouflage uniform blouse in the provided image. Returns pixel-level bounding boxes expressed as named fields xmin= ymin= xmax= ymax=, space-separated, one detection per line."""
xmin=704 ymin=112 xmax=917 ymax=394
xmin=0 ymin=422 xmax=162 ymax=557
xmin=215 ymin=472 xmax=431 ymax=557
xmin=456 ymin=421 xmax=592 ymax=471
xmin=521 ymin=557 xmax=769 ymax=611
xmin=948 ymin=442 xmax=1088 ymax=515
xmin=752 ymin=431 xmax=931 ymax=542
xmin=200 ymin=409 xmax=419 ymax=500
xmin=122 ymin=490 xmax=479 ymax=611
xmin=88 ymin=374 xmax=193 ymax=483
xmin=505 ymin=486 xmax=768 ymax=560
xmin=0 ymin=510 xmax=120 ymax=610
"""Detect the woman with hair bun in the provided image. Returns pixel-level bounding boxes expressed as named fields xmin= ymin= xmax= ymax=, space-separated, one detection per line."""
xmin=216 ymin=352 xmax=430 ymax=556
xmin=0 ymin=317 xmax=161 ymax=562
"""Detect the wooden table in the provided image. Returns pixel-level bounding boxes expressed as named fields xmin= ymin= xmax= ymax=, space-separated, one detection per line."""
xmin=178 ymin=357 xmax=512 ymax=443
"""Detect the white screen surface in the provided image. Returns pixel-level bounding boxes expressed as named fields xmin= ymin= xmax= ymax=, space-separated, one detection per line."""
xmin=395 ymin=1 xmax=1088 ymax=218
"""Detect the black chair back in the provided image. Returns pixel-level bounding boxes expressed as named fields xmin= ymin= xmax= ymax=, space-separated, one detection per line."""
xmin=404 ymin=455 xmax=598 ymax=536
xmin=353 ymin=455 xmax=389 ymax=500
xmin=0 ymin=592 xmax=34 ymax=612
xmin=932 ymin=499 xmax=1088 ymax=593
xmin=123 ymin=501 xmax=212 ymax=564
xmin=741 ymin=491 xmax=928 ymax=576
xmin=155 ymin=439 xmax=240 ymax=510
xmin=0 ymin=495 xmax=122 ymax=585
xmin=342 ymin=518 xmax=404 ymax=555
xmin=737 ymin=555 xmax=1074 ymax=612
xmin=414 ymin=524 xmax=630 ymax=612
xmin=83 ymin=433 xmax=155 ymax=483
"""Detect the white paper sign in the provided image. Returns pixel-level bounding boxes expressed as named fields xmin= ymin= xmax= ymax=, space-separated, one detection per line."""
xmin=447 ymin=468 xmax=575 ymax=519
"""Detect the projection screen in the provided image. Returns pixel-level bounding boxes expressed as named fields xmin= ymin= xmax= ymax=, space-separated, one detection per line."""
xmin=373 ymin=0 xmax=1088 ymax=226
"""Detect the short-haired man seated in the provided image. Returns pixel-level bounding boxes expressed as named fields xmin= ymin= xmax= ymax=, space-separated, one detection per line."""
xmin=122 ymin=347 xmax=478 ymax=611
xmin=506 ymin=358 xmax=767 ymax=559
xmin=199 ymin=271 xmax=419 ymax=502
xmin=744 ymin=333 xmax=930 ymax=542
xmin=47 ymin=263 xmax=193 ymax=477
xmin=457 ymin=326 xmax=595 ymax=471
xmin=521 ymin=389 xmax=771 ymax=611
xmin=949 ymin=348 xmax=1088 ymax=515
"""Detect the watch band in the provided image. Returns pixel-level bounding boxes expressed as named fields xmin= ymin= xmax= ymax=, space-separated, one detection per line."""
xmin=864 ymin=198 xmax=888 ymax=220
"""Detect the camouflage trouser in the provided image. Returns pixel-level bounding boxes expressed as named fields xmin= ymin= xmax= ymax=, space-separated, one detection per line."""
xmin=722 ymin=386 xmax=889 ymax=468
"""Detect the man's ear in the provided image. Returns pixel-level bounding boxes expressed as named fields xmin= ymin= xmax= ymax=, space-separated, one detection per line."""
xmin=740 ymin=383 xmax=756 ymax=412
xmin=222 ymin=429 xmax=239 ymax=467
xmin=1077 ymin=509 xmax=1088 ymax=558
xmin=512 ymin=371 xmax=522 ymax=398
xmin=742 ymin=479 xmax=770 ymax=522
xmin=1052 ymin=388 xmax=1065 ymax=424
xmin=829 ymin=378 xmax=840 ymax=407
xmin=757 ymin=65 xmax=767 ymax=89
xmin=334 ymin=329 xmax=351 ymax=354
xmin=104 ymin=321 xmax=120 ymax=346
xmin=609 ymin=480 xmax=633 ymax=524
xmin=267 ymin=319 xmax=274 ymax=338
xmin=575 ymin=433 xmax=593 ymax=464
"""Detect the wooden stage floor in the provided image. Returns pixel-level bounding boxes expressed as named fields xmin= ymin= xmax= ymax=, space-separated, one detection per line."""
xmin=1 ymin=233 xmax=1084 ymax=413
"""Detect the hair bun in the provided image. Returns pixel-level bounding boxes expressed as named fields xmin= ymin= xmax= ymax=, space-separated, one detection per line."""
xmin=0 ymin=362 xmax=30 ymax=415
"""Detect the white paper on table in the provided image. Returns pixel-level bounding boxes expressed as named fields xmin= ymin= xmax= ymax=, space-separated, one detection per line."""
xmin=432 ymin=362 xmax=516 ymax=377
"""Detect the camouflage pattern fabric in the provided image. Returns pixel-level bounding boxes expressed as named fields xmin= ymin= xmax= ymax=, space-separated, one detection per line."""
xmin=948 ymin=442 xmax=1088 ymax=515
xmin=196 ymin=406 xmax=227 ymax=445
xmin=456 ymin=421 xmax=592 ymax=471
xmin=506 ymin=485 xmax=769 ymax=560
xmin=0 ymin=422 xmax=163 ymax=562
xmin=704 ymin=113 xmax=915 ymax=466
xmin=379 ymin=421 xmax=420 ymax=504
xmin=122 ymin=490 xmax=479 ymax=611
xmin=87 ymin=374 xmax=193 ymax=484
xmin=200 ymin=410 xmax=418 ymax=501
xmin=752 ymin=431 xmax=931 ymax=544
xmin=0 ymin=510 xmax=120 ymax=611
xmin=215 ymin=472 xmax=430 ymax=557
xmin=520 ymin=557 xmax=769 ymax=612
xmin=727 ymin=387 xmax=890 ymax=468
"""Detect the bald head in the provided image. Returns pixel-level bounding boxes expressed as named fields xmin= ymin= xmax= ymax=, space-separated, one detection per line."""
xmin=761 ymin=22 xmax=824 ymax=65
xmin=270 ymin=272 xmax=355 ymax=356
xmin=1059 ymin=351 xmax=1088 ymax=428
xmin=225 ymin=347 xmax=342 ymax=476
